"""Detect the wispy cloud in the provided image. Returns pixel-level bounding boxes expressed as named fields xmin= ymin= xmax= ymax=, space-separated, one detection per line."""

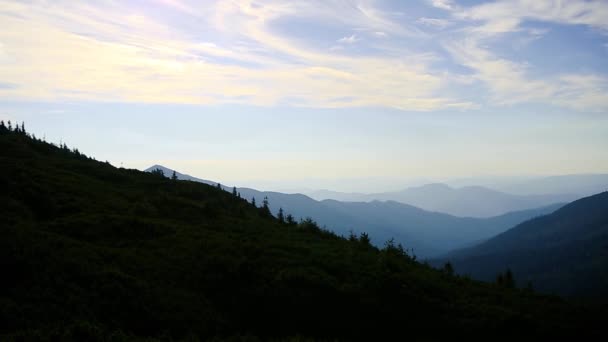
xmin=0 ymin=0 xmax=606 ymax=112
xmin=337 ymin=34 xmax=359 ymax=44
xmin=429 ymin=0 xmax=455 ymax=11
xmin=417 ymin=17 xmax=452 ymax=29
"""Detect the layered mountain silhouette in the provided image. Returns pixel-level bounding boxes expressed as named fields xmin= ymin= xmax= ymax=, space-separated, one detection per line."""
xmin=306 ymin=183 xmax=578 ymax=217
xmin=146 ymin=165 xmax=564 ymax=258
xmin=439 ymin=191 xmax=608 ymax=297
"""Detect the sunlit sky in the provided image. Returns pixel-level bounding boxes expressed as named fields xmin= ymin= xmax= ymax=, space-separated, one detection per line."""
xmin=1 ymin=0 xmax=608 ymax=191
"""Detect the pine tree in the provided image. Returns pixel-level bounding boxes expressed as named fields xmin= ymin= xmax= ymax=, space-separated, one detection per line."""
xmin=251 ymin=197 xmax=256 ymax=207
xmin=0 ymin=120 xmax=5 ymax=130
xmin=232 ymin=186 xmax=238 ymax=196
xmin=286 ymin=214 xmax=295 ymax=225
xmin=261 ymin=196 xmax=271 ymax=217
xmin=21 ymin=122 xmax=25 ymax=134
xmin=277 ymin=207 xmax=285 ymax=223
xmin=171 ymin=170 xmax=178 ymax=181
xmin=217 ymin=183 xmax=222 ymax=190
xmin=7 ymin=120 xmax=12 ymax=131
xmin=151 ymin=168 xmax=165 ymax=177
xmin=359 ymin=232 xmax=371 ymax=246
xmin=504 ymin=269 xmax=515 ymax=289
xmin=443 ymin=262 xmax=454 ymax=276
xmin=496 ymin=273 xmax=504 ymax=286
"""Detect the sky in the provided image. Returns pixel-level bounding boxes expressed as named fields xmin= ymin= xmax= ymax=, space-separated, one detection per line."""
xmin=1 ymin=0 xmax=608 ymax=192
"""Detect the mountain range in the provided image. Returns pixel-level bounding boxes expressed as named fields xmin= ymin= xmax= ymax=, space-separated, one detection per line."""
xmin=306 ymin=183 xmax=578 ymax=217
xmin=146 ymin=165 xmax=564 ymax=258
xmin=437 ymin=191 xmax=608 ymax=297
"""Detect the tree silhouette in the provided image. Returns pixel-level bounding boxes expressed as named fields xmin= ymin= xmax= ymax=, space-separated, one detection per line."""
xmin=496 ymin=273 xmax=504 ymax=286
xmin=348 ymin=230 xmax=358 ymax=242
xmin=251 ymin=197 xmax=256 ymax=207
xmin=8 ymin=120 xmax=12 ymax=131
xmin=232 ymin=186 xmax=238 ymax=196
xmin=277 ymin=207 xmax=285 ymax=223
xmin=443 ymin=262 xmax=454 ymax=276
xmin=151 ymin=168 xmax=165 ymax=177
xmin=359 ymin=232 xmax=371 ymax=246
xmin=504 ymin=269 xmax=515 ymax=289
xmin=285 ymin=214 xmax=295 ymax=225
xmin=216 ymin=183 xmax=222 ymax=190
xmin=171 ymin=170 xmax=178 ymax=181
xmin=261 ymin=196 xmax=271 ymax=217
xmin=0 ymin=120 xmax=6 ymax=131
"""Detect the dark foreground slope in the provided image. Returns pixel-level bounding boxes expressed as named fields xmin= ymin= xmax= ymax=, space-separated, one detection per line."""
xmin=440 ymin=192 xmax=608 ymax=297
xmin=0 ymin=127 xmax=603 ymax=340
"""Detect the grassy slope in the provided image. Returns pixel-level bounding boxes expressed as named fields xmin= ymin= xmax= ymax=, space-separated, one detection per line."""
xmin=0 ymin=127 xmax=603 ymax=340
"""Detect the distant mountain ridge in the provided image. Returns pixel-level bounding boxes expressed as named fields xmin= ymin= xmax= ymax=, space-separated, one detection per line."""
xmin=438 ymin=191 xmax=608 ymax=297
xmin=146 ymin=165 xmax=565 ymax=258
xmin=306 ymin=183 xmax=578 ymax=218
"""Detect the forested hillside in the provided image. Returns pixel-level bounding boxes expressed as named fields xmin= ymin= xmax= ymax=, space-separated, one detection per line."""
xmin=439 ymin=191 xmax=608 ymax=297
xmin=0 ymin=122 xmax=603 ymax=340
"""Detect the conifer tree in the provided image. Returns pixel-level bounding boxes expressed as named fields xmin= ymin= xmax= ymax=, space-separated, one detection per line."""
xmin=504 ymin=269 xmax=515 ymax=289
xmin=261 ymin=196 xmax=271 ymax=217
xmin=171 ymin=170 xmax=178 ymax=181
xmin=7 ymin=120 xmax=12 ymax=131
xmin=277 ymin=207 xmax=285 ymax=223
xmin=217 ymin=183 xmax=222 ymax=190
xmin=0 ymin=120 xmax=5 ymax=130
xmin=232 ymin=186 xmax=238 ymax=196
xmin=359 ymin=232 xmax=371 ymax=246
xmin=286 ymin=214 xmax=295 ymax=225
xmin=443 ymin=262 xmax=454 ymax=276
xmin=251 ymin=197 xmax=256 ymax=207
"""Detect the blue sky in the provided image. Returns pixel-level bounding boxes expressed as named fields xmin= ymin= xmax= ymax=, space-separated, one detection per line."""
xmin=1 ymin=0 xmax=607 ymax=191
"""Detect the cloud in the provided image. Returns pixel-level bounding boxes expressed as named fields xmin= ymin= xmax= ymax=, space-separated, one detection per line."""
xmin=429 ymin=0 xmax=455 ymax=11
xmin=337 ymin=34 xmax=359 ymax=44
xmin=455 ymin=0 xmax=608 ymax=36
xmin=417 ymin=17 xmax=452 ymax=29
xmin=0 ymin=0 xmax=464 ymax=111
xmin=0 ymin=0 xmax=606 ymax=113
xmin=444 ymin=37 xmax=608 ymax=111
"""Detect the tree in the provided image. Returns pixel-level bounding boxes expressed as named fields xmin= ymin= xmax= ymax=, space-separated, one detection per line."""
xmin=0 ymin=120 xmax=5 ymax=131
xmin=151 ymin=168 xmax=165 ymax=178
xmin=285 ymin=214 xmax=295 ymax=225
xmin=277 ymin=207 xmax=285 ymax=223
xmin=496 ymin=273 xmax=504 ymax=286
xmin=251 ymin=197 xmax=256 ymax=207
xmin=261 ymin=196 xmax=271 ymax=217
xmin=359 ymin=232 xmax=371 ymax=246
xmin=348 ymin=230 xmax=358 ymax=242
xmin=171 ymin=170 xmax=178 ymax=181
xmin=443 ymin=262 xmax=454 ymax=276
xmin=7 ymin=120 xmax=12 ymax=131
xmin=504 ymin=268 xmax=515 ymax=289
xmin=232 ymin=186 xmax=238 ymax=196
xmin=216 ymin=183 xmax=222 ymax=190
xmin=21 ymin=122 xmax=26 ymax=134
